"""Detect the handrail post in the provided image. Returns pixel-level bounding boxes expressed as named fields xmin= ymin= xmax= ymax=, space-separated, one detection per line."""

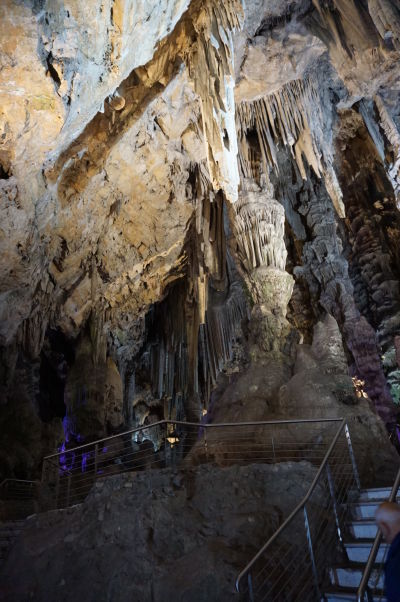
xmin=344 ymin=423 xmax=361 ymax=490
xmin=54 ymin=469 xmax=60 ymax=510
xmin=247 ymin=572 xmax=255 ymax=602
xmin=94 ymin=443 xmax=99 ymax=476
xmin=41 ymin=458 xmax=46 ymax=484
xmin=304 ymin=505 xmax=321 ymax=600
xmin=66 ymin=473 xmax=72 ymax=506
xmin=204 ymin=429 xmax=208 ymax=462
xmin=326 ymin=462 xmax=343 ymax=543
xmin=164 ymin=422 xmax=170 ymax=468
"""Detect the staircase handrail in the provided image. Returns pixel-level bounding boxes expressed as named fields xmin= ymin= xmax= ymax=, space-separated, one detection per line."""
xmin=357 ymin=464 xmax=400 ymax=602
xmin=0 ymin=478 xmax=38 ymax=487
xmin=235 ymin=417 xmax=348 ymax=593
xmin=42 ymin=416 xmax=343 ymax=460
xmin=0 ymin=479 xmax=40 ymax=504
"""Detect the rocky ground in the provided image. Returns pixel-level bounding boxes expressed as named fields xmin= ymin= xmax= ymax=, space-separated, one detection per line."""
xmin=0 ymin=461 xmax=320 ymax=602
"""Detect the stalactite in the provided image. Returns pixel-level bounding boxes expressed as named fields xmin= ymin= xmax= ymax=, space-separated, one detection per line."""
xmin=202 ymin=256 xmax=249 ymax=391
xmin=236 ymin=77 xmax=345 ymax=218
xmin=368 ymin=0 xmax=400 ymax=49
xmin=125 ymin=164 xmax=249 ymax=425
xmin=131 ymin=255 xmax=248 ymax=424
xmin=234 ymin=179 xmax=287 ymax=274
xmin=310 ymin=0 xmax=382 ymax=57
xmin=374 ymin=94 xmax=400 ymax=207
xmin=282 ymin=153 xmax=398 ymax=429
xmin=89 ymin=310 xmax=107 ymax=366
xmin=188 ymin=0 xmax=243 ymax=202
xmin=335 ymin=106 xmax=400 ymax=422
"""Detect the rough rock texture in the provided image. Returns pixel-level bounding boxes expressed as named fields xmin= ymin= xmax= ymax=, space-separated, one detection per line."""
xmin=1 ymin=462 xmax=320 ymax=602
xmin=279 ymin=314 xmax=399 ymax=484
xmin=232 ymin=179 xmax=296 ymax=361
xmin=206 ymin=307 xmax=398 ymax=488
xmin=1 ymin=4 xmax=400 ymax=601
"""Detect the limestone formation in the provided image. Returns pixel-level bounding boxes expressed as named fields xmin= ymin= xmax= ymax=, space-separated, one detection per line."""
xmin=0 ymin=0 xmax=400 ymax=481
xmin=1 ymin=4 xmax=400 ymax=602
xmin=232 ymin=179 xmax=295 ymax=359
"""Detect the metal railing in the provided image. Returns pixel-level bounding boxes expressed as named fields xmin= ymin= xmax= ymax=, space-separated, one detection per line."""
xmin=0 ymin=479 xmax=39 ymax=499
xmin=235 ymin=418 xmax=361 ymax=600
xmin=357 ymin=465 xmax=400 ymax=602
xmin=0 ymin=479 xmax=40 ymax=520
xmin=40 ymin=418 xmax=344 ymax=510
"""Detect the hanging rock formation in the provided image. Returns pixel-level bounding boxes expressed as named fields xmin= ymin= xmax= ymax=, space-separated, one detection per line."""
xmin=0 ymin=0 xmax=400 ymax=479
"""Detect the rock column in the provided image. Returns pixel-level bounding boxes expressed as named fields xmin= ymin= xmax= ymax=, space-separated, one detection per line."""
xmin=233 ymin=180 xmax=295 ymax=359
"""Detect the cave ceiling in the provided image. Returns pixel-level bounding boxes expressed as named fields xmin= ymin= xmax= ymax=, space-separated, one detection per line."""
xmin=1 ymin=0 xmax=400 ymax=465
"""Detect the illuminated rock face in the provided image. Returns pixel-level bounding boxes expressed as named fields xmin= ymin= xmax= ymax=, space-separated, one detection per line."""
xmin=1 ymin=0 xmax=400 ymax=475
xmin=233 ymin=181 xmax=295 ymax=359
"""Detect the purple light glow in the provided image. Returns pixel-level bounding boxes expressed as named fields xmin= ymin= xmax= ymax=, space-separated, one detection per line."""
xmin=59 ymin=442 xmax=67 ymax=470
xmin=59 ymin=415 xmax=82 ymax=474
xmin=62 ymin=416 xmax=70 ymax=443
xmin=81 ymin=451 xmax=92 ymax=473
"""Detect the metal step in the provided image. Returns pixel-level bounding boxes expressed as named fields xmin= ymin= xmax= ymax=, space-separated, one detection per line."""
xmin=349 ymin=500 xmax=388 ymax=520
xmin=330 ymin=562 xmax=384 ymax=589
xmin=348 ymin=519 xmax=378 ymax=539
xmin=344 ymin=540 xmax=389 ymax=563
xmin=325 ymin=586 xmax=386 ymax=602
xmin=324 ymin=485 xmax=393 ymax=602
xmin=358 ymin=487 xmax=393 ymax=501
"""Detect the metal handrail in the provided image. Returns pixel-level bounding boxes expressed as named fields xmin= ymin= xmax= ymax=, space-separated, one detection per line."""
xmin=0 ymin=479 xmax=40 ymax=508
xmin=235 ymin=418 xmax=348 ymax=592
xmin=43 ymin=417 xmax=343 ymax=460
xmin=357 ymin=465 xmax=400 ymax=602
xmin=0 ymin=479 xmax=38 ymax=488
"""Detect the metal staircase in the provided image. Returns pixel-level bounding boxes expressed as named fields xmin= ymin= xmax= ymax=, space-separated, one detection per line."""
xmin=235 ymin=423 xmax=400 ymax=602
xmin=325 ymin=486 xmax=399 ymax=601
xmin=0 ymin=418 xmax=399 ymax=601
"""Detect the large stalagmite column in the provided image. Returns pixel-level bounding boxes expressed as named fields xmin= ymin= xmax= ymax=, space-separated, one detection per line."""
xmin=234 ymin=180 xmax=295 ymax=359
